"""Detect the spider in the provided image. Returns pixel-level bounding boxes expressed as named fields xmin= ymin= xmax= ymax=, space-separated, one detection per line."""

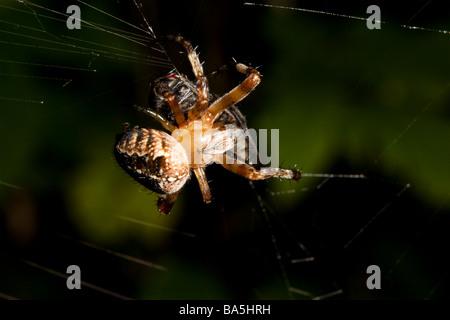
xmin=114 ymin=35 xmax=301 ymax=214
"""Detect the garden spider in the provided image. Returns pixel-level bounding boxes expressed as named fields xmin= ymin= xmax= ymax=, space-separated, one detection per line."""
xmin=114 ymin=35 xmax=301 ymax=214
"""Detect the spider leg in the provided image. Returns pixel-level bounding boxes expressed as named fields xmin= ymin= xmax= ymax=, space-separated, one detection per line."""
xmin=193 ymin=167 xmax=212 ymax=203
xmin=202 ymin=63 xmax=261 ymax=126
xmin=121 ymin=122 xmax=130 ymax=133
xmin=133 ymin=104 xmax=176 ymax=132
xmin=168 ymin=35 xmax=209 ymax=121
xmin=154 ymin=82 xmax=187 ymax=128
xmin=157 ymin=191 xmax=180 ymax=215
xmin=220 ymin=155 xmax=301 ymax=181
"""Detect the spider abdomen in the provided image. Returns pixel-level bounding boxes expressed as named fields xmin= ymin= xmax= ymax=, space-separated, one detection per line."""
xmin=114 ymin=127 xmax=190 ymax=195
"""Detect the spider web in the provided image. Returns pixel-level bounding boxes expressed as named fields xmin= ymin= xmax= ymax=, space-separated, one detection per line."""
xmin=0 ymin=0 xmax=449 ymax=300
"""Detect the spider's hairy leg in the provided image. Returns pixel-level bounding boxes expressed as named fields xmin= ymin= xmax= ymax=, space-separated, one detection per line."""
xmin=154 ymin=82 xmax=187 ymax=128
xmin=168 ymin=35 xmax=209 ymax=120
xmin=157 ymin=191 xmax=180 ymax=215
xmin=202 ymin=63 xmax=261 ymax=126
xmin=220 ymin=155 xmax=301 ymax=181
xmin=193 ymin=167 xmax=212 ymax=203
xmin=133 ymin=104 xmax=176 ymax=132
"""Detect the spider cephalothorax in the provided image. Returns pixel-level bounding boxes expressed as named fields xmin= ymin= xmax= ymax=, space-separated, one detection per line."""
xmin=115 ymin=35 xmax=301 ymax=214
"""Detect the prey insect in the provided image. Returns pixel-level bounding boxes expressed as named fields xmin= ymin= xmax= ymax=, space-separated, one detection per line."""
xmin=114 ymin=35 xmax=301 ymax=214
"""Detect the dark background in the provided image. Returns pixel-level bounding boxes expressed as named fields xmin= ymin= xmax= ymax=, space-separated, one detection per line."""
xmin=0 ymin=0 xmax=449 ymax=299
